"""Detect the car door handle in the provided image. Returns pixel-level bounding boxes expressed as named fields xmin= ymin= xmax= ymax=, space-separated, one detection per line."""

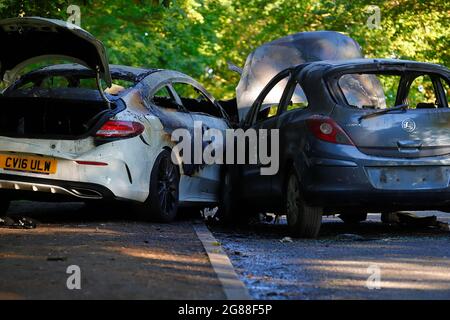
xmin=397 ymin=140 xmax=422 ymax=149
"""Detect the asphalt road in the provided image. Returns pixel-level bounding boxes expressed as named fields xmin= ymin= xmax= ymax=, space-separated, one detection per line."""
xmin=211 ymin=212 xmax=450 ymax=300
xmin=0 ymin=201 xmax=225 ymax=300
xmin=1 ymin=201 xmax=450 ymax=300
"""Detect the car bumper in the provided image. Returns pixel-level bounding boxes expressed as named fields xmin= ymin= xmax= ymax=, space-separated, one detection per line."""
xmin=0 ymin=173 xmax=120 ymax=202
xmin=301 ymin=144 xmax=450 ymax=211
xmin=0 ymin=136 xmax=155 ymax=202
xmin=305 ymin=188 xmax=450 ymax=211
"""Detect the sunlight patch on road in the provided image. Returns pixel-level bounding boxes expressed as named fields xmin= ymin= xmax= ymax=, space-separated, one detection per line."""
xmin=107 ymin=246 xmax=206 ymax=264
xmin=0 ymin=226 xmax=124 ymax=236
xmin=304 ymin=259 xmax=450 ymax=291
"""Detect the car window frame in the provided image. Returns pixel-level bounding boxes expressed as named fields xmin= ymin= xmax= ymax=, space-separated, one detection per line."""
xmin=155 ymin=84 xmax=181 ymax=109
xmin=439 ymin=77 xmax=450 ymax=107
xmin=279 ymin=74 xmax=309 ymax=115
xmin=147 ymin=82 xmax=186 ymax=112
xmin=328 ymin=67 xmax=450 ymax=110
xmin=402 ymin=72 xmax=449 ymax=109
xmin=433 ymin=76 xmax=449 ymax=108
xmin=246 ymin=68 xmax=292 ymax=127
xmin=171 ymin=80 xmax=225 ymax=119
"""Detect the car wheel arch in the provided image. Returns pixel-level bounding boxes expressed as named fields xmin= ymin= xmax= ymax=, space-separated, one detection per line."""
xmin=282 ymin=159 xmax=295 ymax=206
xmin=283 ymin=158 xmax=298 ymax=185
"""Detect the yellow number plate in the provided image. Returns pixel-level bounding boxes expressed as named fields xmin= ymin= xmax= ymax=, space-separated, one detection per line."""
xmin=0 ymin=154 xmax=57 ymax=175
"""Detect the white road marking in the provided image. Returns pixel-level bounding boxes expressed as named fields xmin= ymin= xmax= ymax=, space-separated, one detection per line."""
xmin=193 ymin=223 xmax=251 ymax=300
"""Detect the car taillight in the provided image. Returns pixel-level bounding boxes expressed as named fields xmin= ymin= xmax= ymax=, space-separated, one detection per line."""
xmin=95 ymin=120 xmax=144 ymax=138
xmin=307 ymin=115 xmax=354 ymax=145
xmin=75 ymin=161 xmax=108 ymax=166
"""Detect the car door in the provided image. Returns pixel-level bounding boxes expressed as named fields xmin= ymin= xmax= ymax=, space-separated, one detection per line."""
xmin=171 ymin=81 xmax=228 ymax=202
xmin=270 ymin=75 xmax=311 ymax=201
xmin=143 ymin=82 xmax=193 ymax=156
xmin=239 ymin=70 xmax=291 ymax=203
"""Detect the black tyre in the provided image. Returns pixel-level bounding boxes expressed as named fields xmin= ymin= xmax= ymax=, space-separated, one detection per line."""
xmin=339 ymin=212 xmax=368 ymax=224
xmin=0 ymin=199 xmax=10 ymax=215
xmin=286 ymin=170 xmax=322 ymax=238
xmin=138 ymin=150 xmax=179 ymax=222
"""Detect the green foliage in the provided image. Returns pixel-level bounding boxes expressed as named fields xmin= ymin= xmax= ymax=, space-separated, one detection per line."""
xmin=0 ymin=0 xmax=449 ymax=99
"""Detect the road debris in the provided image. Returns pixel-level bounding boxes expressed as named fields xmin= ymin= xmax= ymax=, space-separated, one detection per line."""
xmin=336 ymin=233 xmax=366 ymax=241
xmin=46 ymin=256 xmax=68 ymax=262
xmin=202 ymin=207 xmax=218 ymax=220
xmin=0 ymin=216 xmax=36 ymax=229
xmin=436 ymin=221 xmax=450 ymax=232
xmin=382 ymin=211 xmax=450 ymax=231
xmin=280 ymin=237 xmax=293 ymax=243
xmin=274 ymin=215 xmax=281 ymax=224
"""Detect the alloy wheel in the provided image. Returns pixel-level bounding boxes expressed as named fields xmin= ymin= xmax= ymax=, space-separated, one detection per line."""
xmin=157 ymin=157 xmax=178 ymax=216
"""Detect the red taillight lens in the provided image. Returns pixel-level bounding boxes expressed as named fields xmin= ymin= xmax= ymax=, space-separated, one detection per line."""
xmin=95 ymin=120 xmax=144 ymax=138
xmin=75 ymin=161 xmax=108 ymax=166
xmin=307 ymin=115 xmax=354 ymax=145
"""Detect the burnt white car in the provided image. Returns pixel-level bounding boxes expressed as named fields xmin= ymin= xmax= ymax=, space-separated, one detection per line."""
xmin=0 ymin=17 xmax=229 ymax=221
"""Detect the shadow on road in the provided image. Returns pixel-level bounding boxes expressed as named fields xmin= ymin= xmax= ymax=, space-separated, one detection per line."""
xmin=211 ymin=213 xmax=450 ymax=300
xmin=0 ymin=201 xmax=226 ymax=300
xmin=210 ymin=214 xmax=450 ymax=241
xmin=6 ymin=201 xmax=450 ymax=240
xmin=6 ymin=201 xmax=131 ymax=223
xmin=5 ymin=201 xmax=204 ymax=225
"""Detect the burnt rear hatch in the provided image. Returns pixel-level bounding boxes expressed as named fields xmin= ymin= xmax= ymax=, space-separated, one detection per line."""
xmin=328 ymin=60 xmax=450 ymax=158
xmin=0 ymin=17 xmax=111 ymax=85
xmin=0 ymin=17 xmax=119 ymax=139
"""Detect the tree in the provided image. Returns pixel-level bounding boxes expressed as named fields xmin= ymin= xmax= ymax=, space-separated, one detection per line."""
xmin=0 ymin=0 xmax=448 ymax=98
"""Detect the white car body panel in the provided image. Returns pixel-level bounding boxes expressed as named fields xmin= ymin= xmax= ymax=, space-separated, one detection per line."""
xmin=0 ymin=67 xmax=229 ymax=206
xmin=0 ymin=17 xmax=229 ymax=210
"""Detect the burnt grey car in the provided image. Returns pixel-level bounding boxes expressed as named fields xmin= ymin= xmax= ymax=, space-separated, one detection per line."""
xmin=0 ymin=17 xmax=230 ymax=222
xmin=221 ymin=58 xmax=450 ymax=238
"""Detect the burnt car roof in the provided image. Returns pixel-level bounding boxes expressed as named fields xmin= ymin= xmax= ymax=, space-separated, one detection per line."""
xmin=297 ymin=58 xmax=450 ymax=75
xmin=17 ymin=63 xmax=163 ymax=83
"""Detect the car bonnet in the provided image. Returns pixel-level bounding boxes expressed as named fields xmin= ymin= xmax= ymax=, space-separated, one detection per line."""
xmin=236 ymin=31 xmax=364 ymax=121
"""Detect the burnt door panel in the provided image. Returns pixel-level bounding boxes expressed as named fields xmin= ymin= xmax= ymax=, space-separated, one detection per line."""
xmin=239 ymin=117 xmax=277 ymax=204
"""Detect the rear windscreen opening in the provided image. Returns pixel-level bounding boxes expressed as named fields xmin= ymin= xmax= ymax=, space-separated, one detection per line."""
xmin=336 ymin=72 xmax=450 ymax=110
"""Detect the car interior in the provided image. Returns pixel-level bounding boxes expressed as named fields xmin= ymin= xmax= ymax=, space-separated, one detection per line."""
xmin=338 ymin=72 xmax=450 ymax=110
xmin=0 ymin=94 xmax=111 ymax=137
xmin=0 ymin=73 xmax=123 ymax=138
xmin=152 ymin=83 xmax=223 ymax=118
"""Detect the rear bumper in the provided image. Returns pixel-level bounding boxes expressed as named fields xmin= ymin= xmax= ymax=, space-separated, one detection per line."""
xmin=299 ymin=140 xmax=450 ymax=211
xmin=301 ymin=162 xmax=450 ymax=211
xmin=0 ymin=136 xmax=155 ymax=202
xmin=0 ymin=173 xmax=117 ymax=202
xmin=305 ymin=188 xmax=450 ymax=211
